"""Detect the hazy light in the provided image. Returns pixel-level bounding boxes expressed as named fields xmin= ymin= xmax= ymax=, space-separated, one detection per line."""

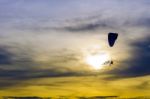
xmin=85 ymin=53 xmax=110 ymax=70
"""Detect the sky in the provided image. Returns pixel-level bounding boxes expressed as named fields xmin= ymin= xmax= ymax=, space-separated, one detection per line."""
xmin=0 ymin=0 xmax=150 ymax=98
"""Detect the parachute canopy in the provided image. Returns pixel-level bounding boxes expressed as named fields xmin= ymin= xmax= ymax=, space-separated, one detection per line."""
xmin=108 ymin=32 xmax=118 ymax=47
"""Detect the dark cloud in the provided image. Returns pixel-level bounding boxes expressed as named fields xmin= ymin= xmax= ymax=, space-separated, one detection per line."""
xmin=0 ymin=68 xmax=90 ymax=89
xmin=1 ymin=10 xmax=150 ymax=33
xmin=137 ymin=17 xmax=150 ymax=27
xmin=58 ymin=14 xmax=150 ymax=32
xmin=124 ymin=17 xmax=150 ymax=28
xmin=0 ymin=15 xmax=114 ymax=32
xmin=58 ymin=14 xmax=121 ymax=32
xmin=106 ymin=36 xmax=150 ymax=78
xmin=63 ymin=20 xmax=112 ymax=32
xmin=0 ymin=45 xmax=88 ymax=89
xmin=0 ymin=44 xmax=37 ymax=70
xmin=0 ymin=46 xmax=13 ymax=65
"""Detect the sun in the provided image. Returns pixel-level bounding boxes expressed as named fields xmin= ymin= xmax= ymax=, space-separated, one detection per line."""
xmin=85 ymin=53 xmax=110 ymax=70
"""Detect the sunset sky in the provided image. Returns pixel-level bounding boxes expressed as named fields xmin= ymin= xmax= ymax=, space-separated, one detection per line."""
xmin=0 ymin=0 xmax=150 ymax=98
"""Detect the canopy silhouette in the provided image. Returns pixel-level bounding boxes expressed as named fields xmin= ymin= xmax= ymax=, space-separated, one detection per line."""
xmin=108 ymin=32 xmax=118 ymax=47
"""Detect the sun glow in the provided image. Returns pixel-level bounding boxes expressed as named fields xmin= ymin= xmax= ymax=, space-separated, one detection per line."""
xmin=85 ymin=53 xmax=110 ymax=70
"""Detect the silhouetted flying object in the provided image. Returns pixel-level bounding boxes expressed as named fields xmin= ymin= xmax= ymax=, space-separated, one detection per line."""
xmin=108 ymin=32 xmax=118 ymax=47
xmin=108 ymin=32 xmax=118 ymax=65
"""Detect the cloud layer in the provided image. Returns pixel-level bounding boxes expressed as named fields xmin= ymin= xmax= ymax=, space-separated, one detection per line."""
xmin=0 ymin=1 xmax=150 ymax=97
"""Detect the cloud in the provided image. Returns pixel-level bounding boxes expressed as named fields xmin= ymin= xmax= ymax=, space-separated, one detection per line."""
xmin=105 ymin=36 xmax=150 ymax=78
xmin=1 ymin=0 xmax=150 ymax=91
xmin=0 ymin=43 xmax=38 ymax=70
xmin=134 ymin=81 xmax=150 ymax=90
xmin=125 ymin=36 xmax=150 ymax=76
xmin=136 ymin=17 xmax=150 ymax=28
xmin=61 ymin=18 xmax=114 ymax=32
xmin=0 ymin=68 xmax=85 ymax=89
xmin=2 ymin=67 xmax=88 ymax=79
xmin=0 ymin=0 xmax=150 ymax=33
xmin=0 ymin=42 xmax=89 ymax=89
xmin=0 ymin=46 xmax=13 ymax=65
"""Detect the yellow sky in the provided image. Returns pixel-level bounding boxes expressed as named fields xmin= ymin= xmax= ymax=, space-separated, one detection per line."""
xmin=0 ymin=75 xmax=150 ymax=98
